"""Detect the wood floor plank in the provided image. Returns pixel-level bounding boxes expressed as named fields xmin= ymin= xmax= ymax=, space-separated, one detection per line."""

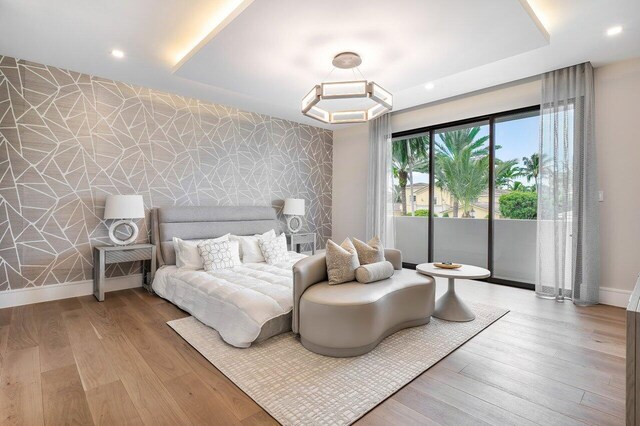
xmin=487 ymin=319 xmax=626 ymax=376
xmin=392 ymin=384 xmax=491 ymax=425
xmin=78 ymin=295 xmax=127 ymax=340
xmin=462 ymin=337 xmax=625 ymax=401
xmin=36 ymin=307 xmax=75 ymax=373
xmin=110 ymin=304 xmax=192 ymax=383
xmin=240 ymin=411 xmax=280 ymax=426
xmin=41 ymin=364 xmax=94 ymax=425
xmin=0 ymin=325 xmax=8 ymax=370
xmin=357 ymin=398 xmax=439 ymax=426
xmin=0 ymin=307 xmax=12 ymax=327
xmin=6 ymin=305 xmax=38 ymax=351
xmin=499 ymin=316 xmax=625 ymax=357
xmin=0 ymin=346 xmax=44 ymax=425
xmin=581 ymin=391 xmax=625 ymax=420
xmin=62 ymin=309 xmax=119 ymax=391
xmin=411 ymin=374 xmax=537 ymax=425
xmin=57 ymin=297 xmax=83 ymax=312
xmin=453 ymin=348 xmax=585 ymax=403
xmin=426 ymin=365 xmax=585 ymax=426
xmin=165 ymin=372 xmax=242 ymax=425
xmin=111 ymin=291 xmax=263 ymax=420
xmin=1 ymin=346 xmax=41 ymax=385
xmin=459 ymin=363 xmax=622 ymax=425
xmin=99 ymin=332 xmax=191 ymax=425
xmin=85 ymin=380 xmax=144 ymax=426
xmin=152 ymin=301 xmax=190 ymax=322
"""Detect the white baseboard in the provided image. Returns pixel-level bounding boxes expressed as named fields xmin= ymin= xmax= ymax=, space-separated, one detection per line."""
xmin=0 ymin=274 xmax=143 ymax=309
xmin=599 ymin=286 xmax=631 ymax=308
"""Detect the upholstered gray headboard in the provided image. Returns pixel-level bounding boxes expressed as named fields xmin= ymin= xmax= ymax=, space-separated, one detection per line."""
xmin=151 ymin=206 xmax=281 ymax=266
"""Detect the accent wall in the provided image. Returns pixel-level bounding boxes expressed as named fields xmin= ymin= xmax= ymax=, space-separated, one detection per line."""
xmin=0 ymin=55 xmax=332 ymax=290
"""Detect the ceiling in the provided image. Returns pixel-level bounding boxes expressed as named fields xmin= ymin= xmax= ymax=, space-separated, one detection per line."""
xmin=1 ymin=0 xmax=639 ymax=129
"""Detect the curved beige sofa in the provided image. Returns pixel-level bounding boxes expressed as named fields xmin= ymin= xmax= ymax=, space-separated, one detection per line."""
xmin=292 ymin=249 xmax=435 ymax=357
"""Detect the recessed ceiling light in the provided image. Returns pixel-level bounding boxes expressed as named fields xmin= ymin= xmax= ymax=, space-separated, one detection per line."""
xmin=111 ymin=49 xmax=125 ymax=58
xmin=424 ymin=82 xmax=435 ymax=90
xmin=606 ymin=26 xmax=622 ymax=36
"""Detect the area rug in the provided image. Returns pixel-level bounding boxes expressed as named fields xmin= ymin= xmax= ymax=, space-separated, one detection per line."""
xmin=168 ymin=303 xmax=508 ymax=426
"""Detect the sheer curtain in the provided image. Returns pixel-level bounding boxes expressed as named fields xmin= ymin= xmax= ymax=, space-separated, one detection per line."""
xmin=536 ymin=62 xmax=600 ymax=305
xmin=366 ymin=113 xmax=395 ymax=247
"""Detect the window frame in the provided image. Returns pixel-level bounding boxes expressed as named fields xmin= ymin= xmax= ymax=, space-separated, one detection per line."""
xmin=392 ymin=105 xmax=540 ymax=291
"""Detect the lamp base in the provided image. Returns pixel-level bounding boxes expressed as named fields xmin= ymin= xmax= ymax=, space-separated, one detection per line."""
xmin=286 ymin=216 xmax=302 ymax=233
xmin=109 ymin=219 xmax=139 ymax=245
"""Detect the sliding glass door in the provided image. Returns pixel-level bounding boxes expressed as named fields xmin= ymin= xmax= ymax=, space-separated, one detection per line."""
xmin=493 ymin=110 xmax=539 ymax=285
xmin=432 ymin=121 xmax=490 ymax=268
xmin=391 ymin=106 xmax=541 ymax=289
xmin=391 ymin=133 xmax=430 ymax=264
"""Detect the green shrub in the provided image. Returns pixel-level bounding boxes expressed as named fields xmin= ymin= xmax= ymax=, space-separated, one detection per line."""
xmin=499 ymin=191 xmax=537 ymax=219
xmin=442 ymin=212 xmax=449 ymax=218
xmin=404 ymin=209 xmax=437 ymax=217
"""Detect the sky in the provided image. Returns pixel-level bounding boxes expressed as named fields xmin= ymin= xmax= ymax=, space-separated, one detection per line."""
xmin=402 ymin=114 xmax=539 ymax=185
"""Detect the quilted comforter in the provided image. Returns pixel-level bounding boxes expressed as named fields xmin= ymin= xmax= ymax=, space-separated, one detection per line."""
xmin=153 ymin=252 xmax=307 ymax=348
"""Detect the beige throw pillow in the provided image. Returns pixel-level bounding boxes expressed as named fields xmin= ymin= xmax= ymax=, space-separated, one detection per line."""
xmin=355 ymin=261 xmax=394 ymax=284
xmin=326 ymin=238 xmax=360 ymax=285
xmin=352 ymin=236 xmax=385 ymax=265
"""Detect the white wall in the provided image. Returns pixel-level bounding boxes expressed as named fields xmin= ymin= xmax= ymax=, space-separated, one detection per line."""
xmin=595 ymin=58 xmax=640 ymax=293
xmin=332 ymin=123 xmax=369 ymax=242
xmin=333 ymin=57 xmax=640 ymax=295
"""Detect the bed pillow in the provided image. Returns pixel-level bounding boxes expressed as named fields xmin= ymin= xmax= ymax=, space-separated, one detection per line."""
xmin=352 ymin=236 xmax=385 ymax=265
xmin=197 ymin=239 xmax=235 ymax=271
xmin=326 ymin=238 xmax=360 ymax=285
xmin=355 ymin=261 xmax=394 ymax=284
xmin=230 ymin=229 xmax=276 ymax=263
xmin=227 ymin=240 xmax=242 ymax=266
xmin=258 ymin=233 xmax=289 ymax=264
xmin=174 ymin=234 xmax=229 ymax=269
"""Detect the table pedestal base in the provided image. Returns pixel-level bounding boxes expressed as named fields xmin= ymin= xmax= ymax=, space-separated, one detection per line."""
xmin=433 ymin=278 xmax=475 ymax=322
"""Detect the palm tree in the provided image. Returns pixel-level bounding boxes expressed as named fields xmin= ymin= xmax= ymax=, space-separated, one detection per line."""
xmin=392 ymin=136 xmax=429 ymax=215
xmin=521 ymin=153 xmax=540 ymax=183
xmin=434 ymin=128 xmax=489 ymax=217
xmin=495 ymin=158 xmax=522 ymax=189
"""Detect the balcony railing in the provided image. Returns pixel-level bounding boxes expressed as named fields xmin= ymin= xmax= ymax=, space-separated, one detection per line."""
xmin=394 ymin=216 xmax=536 ymax=284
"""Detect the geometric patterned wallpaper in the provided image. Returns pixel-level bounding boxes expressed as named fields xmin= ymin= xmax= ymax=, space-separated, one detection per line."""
xmin=0 ymin=55 xmax=332 ymax=291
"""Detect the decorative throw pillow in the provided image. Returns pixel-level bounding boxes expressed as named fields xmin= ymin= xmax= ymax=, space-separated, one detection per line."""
xmin=352 ymin=236 xmax=385 ymax=265
xmin=355 ymin=261 xmax=394 ymax=284
xmin=258 ymin=233 xmax=290 ymax=264
xmin=197 ymin=239 xmax=235 ymax=271
xmin=230 ymin=229 xmax=276 ymax=263
xmin=174 ymin=234 xmax=229 ymax=269
xmin=326 ymin=238 xmax=360 ymax=285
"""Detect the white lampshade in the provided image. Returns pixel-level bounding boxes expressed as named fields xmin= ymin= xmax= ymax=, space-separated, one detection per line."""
xmin=283 ymin=198 xmax=305 ymax=216
xmin=104 ymin=195 xmax=145 ymax=219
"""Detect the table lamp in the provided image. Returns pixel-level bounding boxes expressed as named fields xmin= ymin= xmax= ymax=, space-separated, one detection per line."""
xmin=283 ymin=198 xmax=305 ymax=233
xmin=104 ymin=195 xmax=145 ymax=245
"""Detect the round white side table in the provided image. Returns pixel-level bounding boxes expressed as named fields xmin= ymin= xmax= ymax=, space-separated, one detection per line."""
xmin=416 ymin=263 xmax=490 ymax=322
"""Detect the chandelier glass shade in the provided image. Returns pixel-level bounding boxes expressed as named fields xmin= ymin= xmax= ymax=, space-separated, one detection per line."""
xmin=301 ymin=53 xmax=392 ymax=124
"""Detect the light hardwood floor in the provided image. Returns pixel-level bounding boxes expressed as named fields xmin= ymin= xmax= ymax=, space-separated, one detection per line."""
xmin=0 ymin=278 xmax=626 ymax=425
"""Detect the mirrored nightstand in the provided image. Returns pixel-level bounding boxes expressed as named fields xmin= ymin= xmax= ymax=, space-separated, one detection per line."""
xmin=285 ymin=233 xmax=316 ymax=255
xmin=93 ymin=244 xmax=156 ymax=301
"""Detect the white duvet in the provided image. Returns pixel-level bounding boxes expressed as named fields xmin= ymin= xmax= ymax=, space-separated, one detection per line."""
xmin=153 ymin=252 xmax=306 ymax=348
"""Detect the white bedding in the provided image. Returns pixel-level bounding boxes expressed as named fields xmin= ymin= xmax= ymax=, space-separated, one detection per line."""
xmin=153 ymin=252 xmax=307 ymax=348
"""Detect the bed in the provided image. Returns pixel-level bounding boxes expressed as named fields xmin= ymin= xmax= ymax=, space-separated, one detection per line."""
xmin=150 ymin=206 xmax=306 ymax=348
